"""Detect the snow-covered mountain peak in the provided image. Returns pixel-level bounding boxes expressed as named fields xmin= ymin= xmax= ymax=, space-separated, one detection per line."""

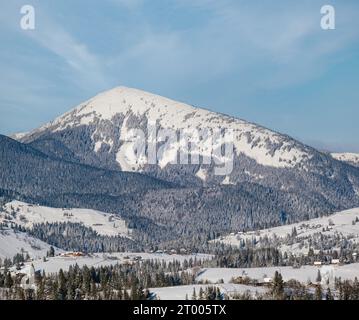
xmin=72 ymin=86 xmax=198 ymax=120
xmin=80 ymin=86 xmax=193 ymax=116
xmin=33 ymin=86 xmax=199 ymax=132
xmin=19 ymin=86 xmax=313 ymax=170
xmin=8 ymin=87 xmax=359 ymax=210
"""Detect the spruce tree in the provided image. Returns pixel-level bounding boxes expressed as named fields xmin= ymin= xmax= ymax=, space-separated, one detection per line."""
xmin=57 ymin=269 xmax=67 ymax=300
xmin=325 ymin=288 xmax=334 ymax=300
xmin=199 ymin=287 xmax=204 ymax=300
xmin=191 ymin=288 xmax=197 ymax=300
xmin=316 ymin=270 xmax=322 ymax=283
xmin=272 ymin=271 xmax=284 ymax=300
xmin=315 ymin=285 xmax=322 ymax=300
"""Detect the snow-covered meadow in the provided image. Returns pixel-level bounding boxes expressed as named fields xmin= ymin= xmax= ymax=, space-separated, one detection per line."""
xmin=13 ymin=252 xmax=212 ymax=274
xmin=1 ymin=201 xmax=131 ymax=237
xmin=0 ymin=228 xmax=62 ymax=260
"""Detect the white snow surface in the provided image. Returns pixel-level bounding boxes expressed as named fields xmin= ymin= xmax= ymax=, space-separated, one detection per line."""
xmin=331 ymin=153 xmax=359 ymax=167
xmin=21 ymin=86 xmax=312 ymax=169
xmin=221 ymin=176 xmax=235 ymax=185
xmin=196 ymin=264 xmax=359 ymax=284
xmin=15 ymin=252 xmax=212 ymax=274
xmin=10 ymin=131 xmax=29 ymax=140
xmin=213 ymin=207 xmax=359 ymax=253
xmin=1 ymin=201 xmax=131 ymax=238
xmin=0 ymin=228 xmax=62 ymax=260
xmin=150 ymin=283 xmax=266 ymax=300
xmin=195 ymin=167 xmax=207 ymax=181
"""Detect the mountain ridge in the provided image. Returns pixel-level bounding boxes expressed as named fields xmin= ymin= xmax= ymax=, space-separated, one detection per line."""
xmin=1 ymin=133 xmax=339 ymax=246
xmin=331 ymin=153 xmax=359 ymax=167
xmin=13 ymin=87 xmax=359 ymax=210
xmin=17 ymin=86 xmax=313 ymax=170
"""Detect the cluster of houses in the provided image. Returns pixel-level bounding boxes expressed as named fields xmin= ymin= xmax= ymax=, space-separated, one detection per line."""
xmin=313 ymin=260 xmax=338 ymax=267
xmin=59 ymin=251 xmax=85 ymax=258
xmin=312 ymin=253 xmax=358 ymax=267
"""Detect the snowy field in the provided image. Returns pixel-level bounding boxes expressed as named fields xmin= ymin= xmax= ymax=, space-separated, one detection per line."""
xmin=15 ymin=252 xmax=213 ymax=274
xmin=150 ymin=283 xmax=266 ymax=300
xmin=196 ymin=264 xmax=359 ymax=284
xmin=1 ymin=201 xmax=131 ymax=237
xmin=0 ymin=228 xmax=62 ymax=260
xmin=213 ymin=207 xmax=359 ymax=251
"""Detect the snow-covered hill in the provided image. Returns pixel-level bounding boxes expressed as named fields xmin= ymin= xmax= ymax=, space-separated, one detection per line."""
xmin=0 ymin=228 xmax=60 ymax=260
xmin=1 ymin=201 xmax=131 ymax=238
xmin=213 ymin=207 xmax=359 ymax=255
xmin=331 ymin=153 xmax=359 ymax=167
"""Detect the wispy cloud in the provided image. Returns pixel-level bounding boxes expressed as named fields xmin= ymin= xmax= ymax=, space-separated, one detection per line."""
xmin=0 ymin=0 xmax=358 ymax=150
xmin=28 ymin=12 xmax=108 ymax=90
xmin=175 ymin=0 xmax=359 ymax=88
xmin=0 ymin=1 xmax=109 ymax=91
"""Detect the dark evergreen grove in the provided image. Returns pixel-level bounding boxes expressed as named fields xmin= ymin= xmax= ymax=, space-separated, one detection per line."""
xmin=0 ymin=134 xmax=172 ymax=198
xmin=0 ymin=258 xmax=202 ymax=300
xmin=1 ymin=257 xmax=359 ymax=300
xmin=22 ymin=222 xmax=142 ymax=253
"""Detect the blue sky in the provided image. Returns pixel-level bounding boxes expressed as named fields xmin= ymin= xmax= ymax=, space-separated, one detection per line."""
xmin=0 ymin=0 xmax=358 ymax=152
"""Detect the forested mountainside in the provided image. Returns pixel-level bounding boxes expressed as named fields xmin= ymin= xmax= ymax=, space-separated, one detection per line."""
xmin=3 ymin=87 xmax=359 ymax=248
xmin=0 ymin=134 xmax=339 ymax=248
xmin=17 ymin=87 xmax=359 ymax=212
xmin=0 ymin=134 xmax=172 ymax=198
